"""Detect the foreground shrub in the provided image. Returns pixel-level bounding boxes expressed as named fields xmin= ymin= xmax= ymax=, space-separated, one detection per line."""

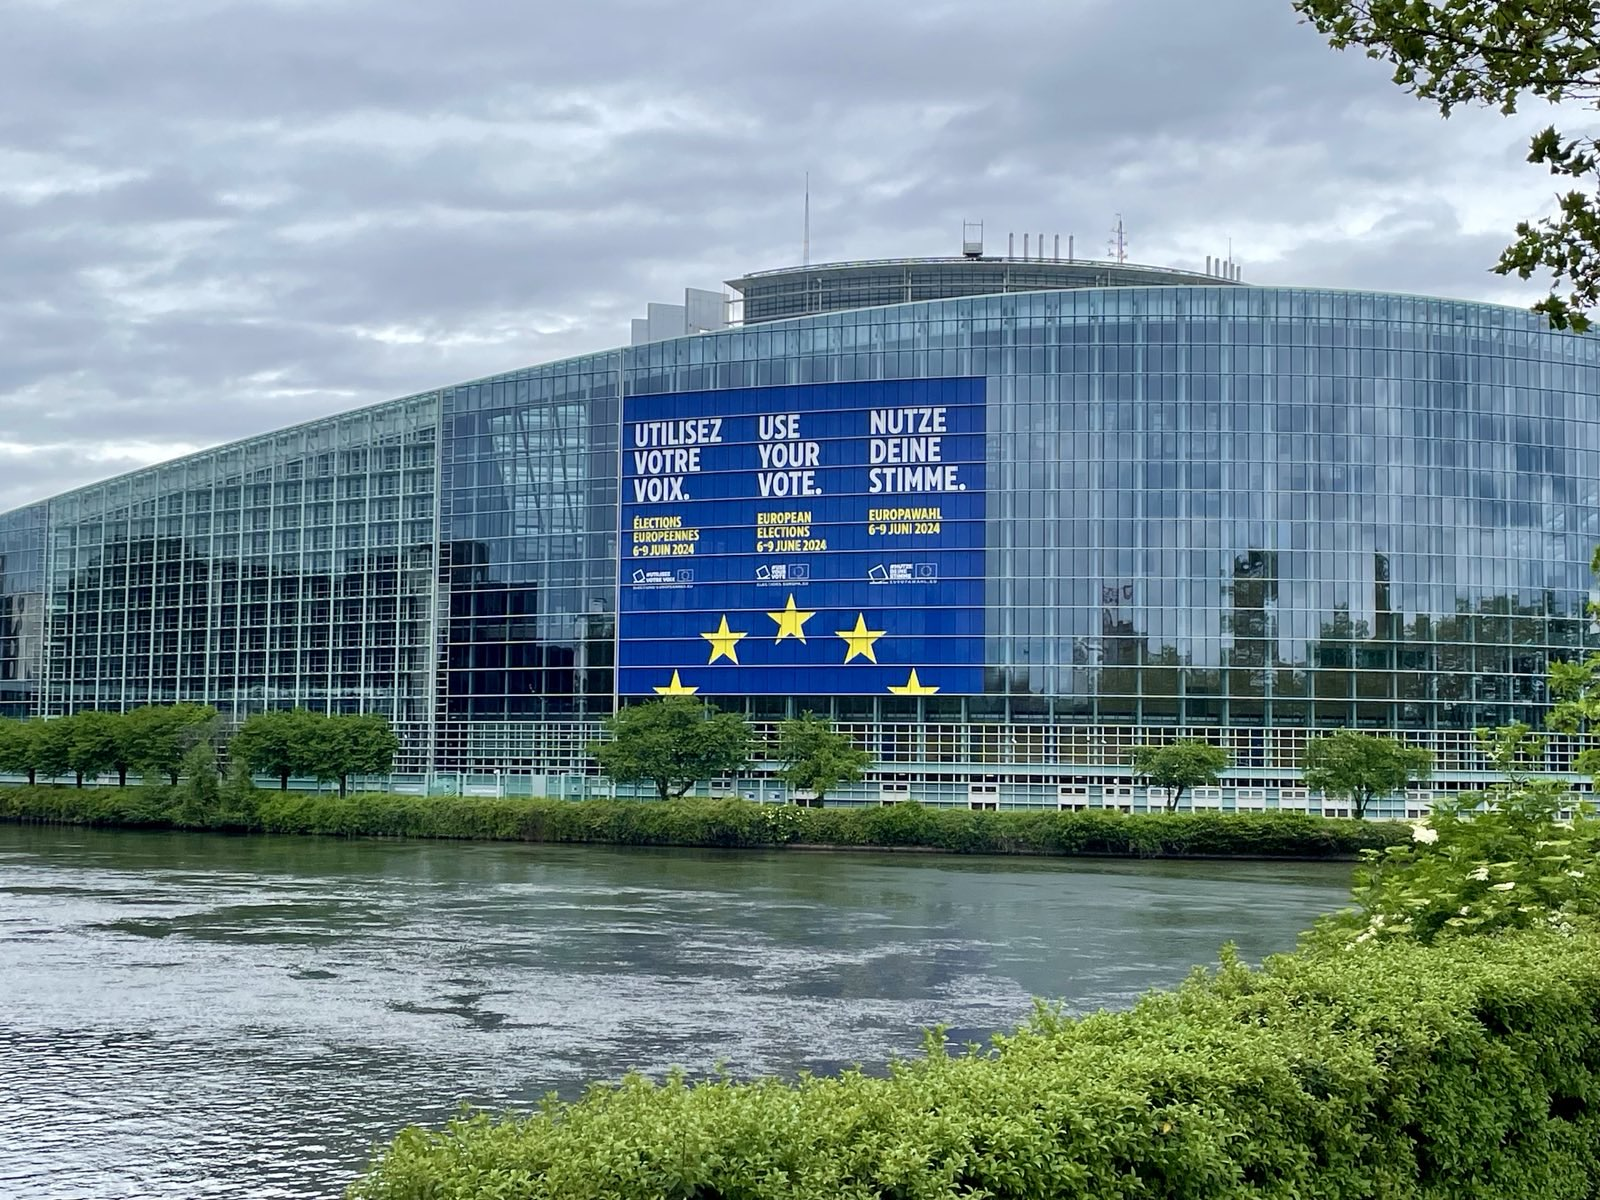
xmin=1313 ymin=779 xmax=1600 ymax=949
xmin=0 ymin=786 xmax=1406 ymax=859
xmin=0 ymin=782 xmax=183 ymax=827
xmin=348 ymin=928 xmax=1600 ymax=1200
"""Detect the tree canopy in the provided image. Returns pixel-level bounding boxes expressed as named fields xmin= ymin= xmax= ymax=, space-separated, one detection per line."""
xmin=776 ymin=713 xmax=872 ymax=806
xmin=0 ymin=706 xmax=394 ymax=795
xmin=65 ymin=711 xmax=125 ymax=788
xmin=232 ymin=709 xmax=397 ymax=794
xmin=0 ymin=718 xmax=40 ymax=785
xmin=589 ymin=698 xmax=752 ymax=801
xmin=30 ymin=718 xmax=72 ymax=785
xmin=1295 ymin=0 xmax=1600 ymax=329
xmin=1131 ymin=741 xmax=1231 ymax=812
xmin=0 ymin=706 xmax=219 ymax=787
xmin=1302 ymin=731 xmax=1434 ymax=818
xmin=303 ymin=712 xmax=400 ymax=797
xmin=130 ymin=703 xmax=218 ymax=785
xmin=231 ymin=710 xmax=316 ymax=790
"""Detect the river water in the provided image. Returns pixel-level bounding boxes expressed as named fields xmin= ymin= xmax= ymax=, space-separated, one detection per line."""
xmin=0 ymin=825 xmax=1352 ymax=1198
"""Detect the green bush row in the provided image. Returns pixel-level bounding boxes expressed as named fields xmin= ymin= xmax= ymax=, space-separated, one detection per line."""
xmin=0 ymin=783 xmax=1408 ymax=858
xmin=347 ymin=928 xmax=1600 ymax=1200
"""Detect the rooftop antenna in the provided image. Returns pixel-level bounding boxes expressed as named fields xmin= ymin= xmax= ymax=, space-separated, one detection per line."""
xmin=803 ymin=173 xmax=810 ymax=267
xmin=1108 ymin=214 xmax=1128 ymax=264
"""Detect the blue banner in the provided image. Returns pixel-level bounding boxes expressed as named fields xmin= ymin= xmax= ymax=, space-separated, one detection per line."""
xmin=618 ymin=378 xmax=986 ymax=697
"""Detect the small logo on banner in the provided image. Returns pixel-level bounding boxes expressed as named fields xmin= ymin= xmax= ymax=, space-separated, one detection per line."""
xmin=756 ymin=562 xmax=812 ymax=586
xmin=869 ymin=563 xmax=938 ymax=585
xmin=631 ymin=568 xmax=692 ymax=589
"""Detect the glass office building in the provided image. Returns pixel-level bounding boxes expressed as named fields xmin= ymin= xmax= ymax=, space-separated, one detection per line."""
xmin=4 ymin=260 xmax=1599 ymax=811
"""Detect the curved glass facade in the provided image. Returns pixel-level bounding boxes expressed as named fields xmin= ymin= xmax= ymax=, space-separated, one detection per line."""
xmin=4 ymin=283 xmax=1598 ymax=809
xmin=0 ymin=502 xmax=45 ymax=720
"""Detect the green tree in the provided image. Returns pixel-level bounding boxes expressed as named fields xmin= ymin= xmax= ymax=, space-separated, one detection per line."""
xmin=1302 ymin=731 xmax=1434 ymax=819
xmin=343 ymin=713 xmax=400 ymax=793
xmin=97 ymin=710 xmax=141 ymax=787
xmin=776 ymin=713 xmax=871 ymax=806
xmin=232 ymin=709 xmax=316 ymax=790
xmin=214 ymin=744 xmax=263 ymax=830
xmin=589 ymin=698 xmax=752 ymax=801
xmin=0 ymin=718 xmax=40 ymax=785
xmin=66 ymin=707 xmax=186 ymax=788
xmin=1131 ymin=740 xmax=1231 ymax=812
xmin=30 ymin=718 xmax=72 ymax=785
xmin=177 ymin=740 xmax=221 ymax=822
xmin=304 ymin=713 xmax=400 ymax=797
xmin=65 ymin=711 xmax=122 ymax=788
xmin=130 ymin=704 xmax=219 ymax=785
xmin=1295 ymin=0 xmax=1600 ymax=329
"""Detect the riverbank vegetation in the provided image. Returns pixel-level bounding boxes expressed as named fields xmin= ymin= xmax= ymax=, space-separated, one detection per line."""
xmin=0 ymin=700 xmax=1441 ymax=831
xmin=588 ymin=697 xmax=753 ymax=801
xmin=345 ymin=775 xmax=1600 ymax=1200
xmin=0 ymin=704 xmax=217 ymax=788
xmin=0 ymin=707 xmax=398 ymax=797
xmin=1129 ymin=739 xmax=1230 ymax=812
xmin=1300 ymin=729 xmax=1435 ymax=819
xmin=592 ymin=700 xmax=1433 ymax=821
xmin=0 ymin=783 xmax=1407 ymax=858
xmin=589 ymin=698 xmax=874 ymax=804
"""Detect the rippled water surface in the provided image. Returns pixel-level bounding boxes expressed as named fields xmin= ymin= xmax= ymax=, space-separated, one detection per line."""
xmin=0 ymin=824 xmax=1352 ymax=1198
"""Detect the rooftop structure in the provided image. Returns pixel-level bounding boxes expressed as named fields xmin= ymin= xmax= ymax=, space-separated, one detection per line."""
xmin=629 ymin=286 xmax=728 ymax=345
xmin=727 ymin=254 xmax=1241 ymax=326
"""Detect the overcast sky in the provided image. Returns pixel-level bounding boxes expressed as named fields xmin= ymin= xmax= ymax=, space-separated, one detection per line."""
xmin=0 ymin=0 xmax=1569 ymax=511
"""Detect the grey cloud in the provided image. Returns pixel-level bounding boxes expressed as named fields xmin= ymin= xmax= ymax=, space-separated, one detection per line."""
xmin=1257 ymin=213 xmax=1541 ymax=304
xmin=0 ymin=0 xmax=1565 ymax=508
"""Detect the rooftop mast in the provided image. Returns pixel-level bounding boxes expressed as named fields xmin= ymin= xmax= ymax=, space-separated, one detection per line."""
xmin=1108 ymin=214 xmax=1128 ymax=264
xmin=803 ymin=173 xmax=810 ymax=267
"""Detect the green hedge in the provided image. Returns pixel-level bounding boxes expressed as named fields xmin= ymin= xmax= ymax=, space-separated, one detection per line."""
xmin=348 ymin=929 xmax=1600 ymax=1200
xmin=0 ymin=784 xmax=1407 ymax=859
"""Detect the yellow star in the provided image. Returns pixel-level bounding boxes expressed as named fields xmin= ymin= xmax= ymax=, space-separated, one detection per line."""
xmin=653 ymin=670 xmax=698 ymax=695
xmin=835 ymin=613 xmax=886 ymax=664
xmin=767 ymin=593 xmax=816 ymax=643
xmin=701 ymin=615 xmax=747 ymax=664
xmin=887 ymin=668 xmax=939 ymax=695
